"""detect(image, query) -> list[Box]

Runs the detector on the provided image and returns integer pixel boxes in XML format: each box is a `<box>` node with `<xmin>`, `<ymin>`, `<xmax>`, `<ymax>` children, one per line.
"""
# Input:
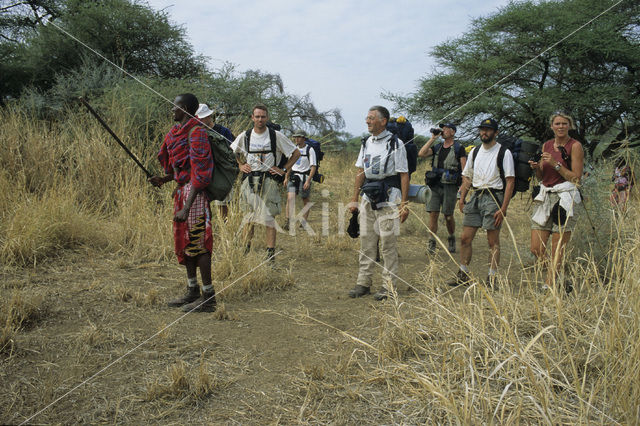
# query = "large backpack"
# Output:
<box><xmin>305</xmin><ymin>138</ymin><xmax>325</xmax><ymax>183</ymax></box>
<box><xmin>188</xmin><ymin>126</ymin><xmax>239</xmax><ymax>201</ymax></box>
<box><xmin>471</xmin><ymin>135</ymin><xmax>540</xmax><ymax>195</ymax></box>
<box><xmin>386</xmin><ymin>118</ymin><xmax>417</xmax><ymax>176</ymax></box>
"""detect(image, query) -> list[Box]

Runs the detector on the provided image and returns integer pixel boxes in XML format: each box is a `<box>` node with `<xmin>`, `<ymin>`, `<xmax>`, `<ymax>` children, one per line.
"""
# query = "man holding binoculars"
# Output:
<box><xmin>418</xmin><ymin>123</ymin><xmax>467</xmax><ymax>254</ymax></box>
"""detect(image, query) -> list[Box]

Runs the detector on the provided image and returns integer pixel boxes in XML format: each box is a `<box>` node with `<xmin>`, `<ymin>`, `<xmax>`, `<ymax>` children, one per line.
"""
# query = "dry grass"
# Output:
<box><xmin>1</xmin><ymin>104</ymin><xmax>640</xmax><ymax>423</ymax></box>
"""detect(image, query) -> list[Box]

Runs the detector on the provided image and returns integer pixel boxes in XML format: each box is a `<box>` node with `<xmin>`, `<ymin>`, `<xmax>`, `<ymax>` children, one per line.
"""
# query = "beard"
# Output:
<box><xmin>480</xmin><ymin>133</ymin><xmax>494</xmax><ymax>144</ymax></box>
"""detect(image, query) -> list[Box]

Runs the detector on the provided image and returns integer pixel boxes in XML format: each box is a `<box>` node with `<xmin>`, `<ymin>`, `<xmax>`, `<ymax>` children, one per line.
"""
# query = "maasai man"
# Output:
<box><xmin>149</xmin><ymin>93</ymin><xmax>216</xmax><ymax>312</ymax></box>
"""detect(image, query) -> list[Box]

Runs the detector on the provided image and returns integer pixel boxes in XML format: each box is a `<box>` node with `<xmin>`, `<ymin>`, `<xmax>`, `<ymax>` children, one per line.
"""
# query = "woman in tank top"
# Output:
<box><xmin>528</xmin><ymin>112</ymin><xmax>584</xmax><ymax>292</ymax></box>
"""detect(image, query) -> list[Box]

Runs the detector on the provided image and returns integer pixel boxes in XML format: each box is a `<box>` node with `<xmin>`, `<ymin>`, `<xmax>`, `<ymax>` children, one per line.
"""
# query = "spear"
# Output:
<box><xmin>78</xmin><ymin>97</ymin><xmax>152</xmax><ymax>178</ymax></box>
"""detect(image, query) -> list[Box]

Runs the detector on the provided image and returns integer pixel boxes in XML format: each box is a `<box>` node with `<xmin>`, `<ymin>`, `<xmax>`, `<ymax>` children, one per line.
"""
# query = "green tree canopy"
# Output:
<box><xmin>388</xmin><ymin>0</ymin><xmax>639</xmax><ymax>151</ymax></box>
<box><xmin>1</xmin><ymin>0</ymin><xmax>205</xmax><ymax>100</ymax></box>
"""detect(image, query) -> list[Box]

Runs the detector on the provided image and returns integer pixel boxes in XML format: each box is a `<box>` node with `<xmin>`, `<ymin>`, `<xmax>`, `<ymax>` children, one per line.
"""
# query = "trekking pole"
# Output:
<box><xmin>78</xmin><ymin>97</ymin><xmax>152</xmax><ymax>178</ymax></box>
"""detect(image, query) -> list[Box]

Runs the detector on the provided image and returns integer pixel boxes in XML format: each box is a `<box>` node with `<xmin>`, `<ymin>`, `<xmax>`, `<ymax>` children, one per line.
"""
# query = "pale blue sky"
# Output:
<box><xmin>147</xmin><ymin>0</ymin><xmax>513</xmax><ymax>135</ymax></box>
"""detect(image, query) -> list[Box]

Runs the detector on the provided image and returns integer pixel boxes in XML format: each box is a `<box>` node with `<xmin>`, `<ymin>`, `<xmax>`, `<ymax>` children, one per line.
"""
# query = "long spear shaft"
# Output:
<box><xmin>79</xmin><ymin>97</ymin><xmax>152</xmax><ymax>178</ymax></box>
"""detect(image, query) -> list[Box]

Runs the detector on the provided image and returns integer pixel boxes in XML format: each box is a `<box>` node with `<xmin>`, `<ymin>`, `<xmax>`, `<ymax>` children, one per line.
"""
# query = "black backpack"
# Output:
<box><xmin>471</xmin><ymin>136</ymin><xmax>540</xmax><ymax>195</ymax></box>
<box><xmin>305</xmin><ymin>138</ymin><xmax>325</xmax><ymax>183</ymax></box>
<box><xmin>386</xmin><ymin>120</ymin><xmax>417</xmax><ymax>176</ymax></box>
<box><xmin>244</xmin><ymin>127</ymin><xmax>288</xmax><ymax>170</ymax></box>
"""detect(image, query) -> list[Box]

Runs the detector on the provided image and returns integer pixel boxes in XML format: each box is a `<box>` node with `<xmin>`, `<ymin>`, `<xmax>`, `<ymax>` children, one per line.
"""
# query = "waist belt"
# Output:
<box><xmin>365</xmin><ymin>174</ymin><xmax>401</xmax><ymax>188</ymax></box>
<box><xmin>473</xmin><ymin>187</ymin><xmax>504</xmax><ymax>197</ymax></box>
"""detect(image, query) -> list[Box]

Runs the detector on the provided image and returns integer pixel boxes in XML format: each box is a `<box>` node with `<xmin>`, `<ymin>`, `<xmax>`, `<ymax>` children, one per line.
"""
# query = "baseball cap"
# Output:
<box><xmin>439</xmin><ymin>122</ymin><xmax>457</xmax><ymax>132</ymax></box>
<box><xmin>292</xmin><ymin>130</ymin><xmax>306</xmax><ymax>138</ymax></box>
<box><xmin>196</xmin><ymin>103</ymin><xmax>213</xmax><ymax>119</ymax></box>
<box><xmin>478</xmin><ymin>118</ymin><xmax>498</xmax><ymax>130</ymax></box>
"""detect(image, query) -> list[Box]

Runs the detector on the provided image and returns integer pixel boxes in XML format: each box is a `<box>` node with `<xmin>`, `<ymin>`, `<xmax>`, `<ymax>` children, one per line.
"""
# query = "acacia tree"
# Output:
<box><xmin>1</xmin><ymin>0</ymin><xmax>205</xmax><ymax>100</ymax></box>
<box><xmin>388</xmin><ymin>0</ymin><xmax>639</xmax><ymax>150</ymax></box>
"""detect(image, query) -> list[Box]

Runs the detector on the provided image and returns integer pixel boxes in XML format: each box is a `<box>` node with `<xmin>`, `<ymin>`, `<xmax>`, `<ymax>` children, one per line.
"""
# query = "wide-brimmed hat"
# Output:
<box><xmin>196</xmin><ymin>103</ymin><xmax>213</xmax><ymax>119</ymax></box>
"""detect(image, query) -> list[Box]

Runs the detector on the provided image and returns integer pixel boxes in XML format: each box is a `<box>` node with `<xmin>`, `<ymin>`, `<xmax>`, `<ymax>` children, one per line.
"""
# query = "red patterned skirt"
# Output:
<box><xmin>173</xmin><ymin>183</ymin><xmax>213</xmax><ymax>264</ymax></box>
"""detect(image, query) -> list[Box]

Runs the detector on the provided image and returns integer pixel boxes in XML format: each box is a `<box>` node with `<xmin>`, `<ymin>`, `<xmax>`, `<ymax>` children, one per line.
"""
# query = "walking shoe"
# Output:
<box><xmin>486</xmin><ymin>275</ymin><xmax>498</xmax><ymax>290</ymax></box>
<box><xmin>447</xmin><ymin>235</ymin><xmax>456</xmax><ymax>253</ymax></box>
<box><xmin>167</xmin><ymin>286</ymin><xmax>200</xmax><ymax>307</ymax></box>
<box><xmin>446</xmin><ymin>269</ymin><xmax>471</xmax><ymax>287</ymax></box>
<box><xmin>427</xmin><ymin>239</ymin><xmax>436</xmax><ymax>255</ymax></box>
<box><xmin>182</xmin><ymin>291</ymin><xmax>217</xmax><ymax>312</ymax></box>
<box><xmin>283</xmin><ymin>220</ymin><xmax>290</xmax><ymax>231</ymax></box>
<box><xmin>266</xmin><ymin>248</ymin><xmax>276</xmax><ymax>266</ymax></box>
<box><xmin>348</xmin><ymin>285</ymin><xmax>371</xmax><ymax>298</ymax></box>
<box><xmin>373</xmin><ymin>287</ymin><xmax>394</xmax><ymax>301</ymax></box>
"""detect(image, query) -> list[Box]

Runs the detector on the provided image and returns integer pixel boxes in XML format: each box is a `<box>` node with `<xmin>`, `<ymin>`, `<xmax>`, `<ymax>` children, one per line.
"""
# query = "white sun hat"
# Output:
<box><xmin>196</xmin><ymin>103</ymin><xmax>213</xmax><ymax>118</ymax></box>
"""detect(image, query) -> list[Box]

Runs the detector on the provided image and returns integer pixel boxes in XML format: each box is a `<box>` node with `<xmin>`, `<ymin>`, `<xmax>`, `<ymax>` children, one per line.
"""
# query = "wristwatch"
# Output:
<box><xmin>554</xmin><ymin>163</ymin><xmax>561</xmax><ymax>171</ymax></box>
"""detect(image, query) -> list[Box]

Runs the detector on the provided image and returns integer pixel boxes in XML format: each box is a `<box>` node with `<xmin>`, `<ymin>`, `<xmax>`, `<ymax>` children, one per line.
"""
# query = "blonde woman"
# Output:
<box><xmin>528</xmin><ymin>112</ymin><xmax>584</xmax><ymax>292</ymax></box>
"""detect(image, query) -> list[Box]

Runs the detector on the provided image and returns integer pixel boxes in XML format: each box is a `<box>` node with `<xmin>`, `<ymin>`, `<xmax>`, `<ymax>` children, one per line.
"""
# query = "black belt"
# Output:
<box><xmin>365</xmin><ymin>174</ymin><xmax>401</xmax><ymax>189</ymax></box>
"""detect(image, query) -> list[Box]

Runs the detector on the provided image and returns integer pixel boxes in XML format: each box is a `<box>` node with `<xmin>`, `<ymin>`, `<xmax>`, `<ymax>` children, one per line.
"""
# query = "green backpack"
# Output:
<box><xmin>189</xmin><ymin>126</ymin><xmax>239</xmax><ymax>201</ymax></box>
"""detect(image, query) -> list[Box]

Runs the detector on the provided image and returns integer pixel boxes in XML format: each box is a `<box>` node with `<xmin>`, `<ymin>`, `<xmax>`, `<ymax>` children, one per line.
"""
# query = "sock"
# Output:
<box><xmin>460</xmin><ymin>264</ymin><xmax>470</xmax><ymax>273</ymax></box>
<box><xmin>488</xmin><ymin>268</ymin><xmax>498</xmax><ymax>276</ymax></box>
<box><xmin>202</xmin><ymin>284</ymin><xmax>214</xmax><ymax>294</ymax></box>
<box><xmin>448</xmin><ymin>234</ymin><xmax>455</xmax><ymax>239</ymax></box>
<box><xmin>187</xmin><ymin>277</ymin><xmax>198</xmax><ymax>288</ymax></box>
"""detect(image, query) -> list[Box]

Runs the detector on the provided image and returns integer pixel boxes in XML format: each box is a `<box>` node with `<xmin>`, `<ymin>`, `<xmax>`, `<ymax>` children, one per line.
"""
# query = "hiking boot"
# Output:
<box><xmin>348</xmin><ymin>285</ymin><xmax>371</xmax><ymax>298</ymax></box>
<box><xmin>373</xmin><ymin>287</ymin><xmax>394</xmax><ymax>301</ymax></box>
<box><xmin>447</xmin><ymin>235</ymin><xmax>456</xmax><ymax>253</ymax></box>
<box><xmin>446</xmin><ymin>269</ymin><xmax>471</xmax><ymax>287</ymax></box>
<box><xmin>167</xmin><ymin>285</ymin><xmax>200</xmax><ymax>307</ymax></box>
<box><xmin>427</xmin><ymin>239</ymin><xmax>436</xmax><ymax>255</ymax></box>
<box><xmin>486</xmin><ymin>275</ymin><xmax>498</xmax><ymax>290</ymax></box>
<box><xmin>182</xmin><ymin>290</ymin><xmax>217</xmax><ymax>313</ymax></box>
<box><xmin>266</xmin><ymin>248</ymin><xmax>276</xmax><ymax>266</ymax></box>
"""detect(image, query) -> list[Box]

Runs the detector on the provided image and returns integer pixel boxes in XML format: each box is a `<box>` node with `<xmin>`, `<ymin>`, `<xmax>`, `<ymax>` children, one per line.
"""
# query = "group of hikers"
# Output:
<box><xmin>149</xmin><ymin>93</ymin><xmax>628</xmax><ymax>313</ymax></box>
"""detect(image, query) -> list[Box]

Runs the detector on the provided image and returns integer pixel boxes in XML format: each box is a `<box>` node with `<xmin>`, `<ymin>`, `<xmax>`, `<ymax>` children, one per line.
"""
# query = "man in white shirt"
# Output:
<box><xmin>348</xmin><ymin>106</ymin><xmax>410</xmax><ymax>301</ymax></box>
<box><xmin>283</xmin><ymin>130</ymin><xmax>317</xmax><ymax>232</ymax></box>
<box><xmin>448</xmin><ymin>118</ymin><xmax>515</xmax><ymax>289</ymax></box>
<box><xmin>230</xmin><ymin>104</ymin><xmax>300</xmax><ymax>262</ymax></box>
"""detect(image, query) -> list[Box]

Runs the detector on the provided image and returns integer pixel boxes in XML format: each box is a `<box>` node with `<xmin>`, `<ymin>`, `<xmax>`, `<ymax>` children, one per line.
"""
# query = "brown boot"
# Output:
<box><xmin>182</xmin><ymin>290</ymin><xmax>217</xmax><ymax>313</ymax></box>
<box><xmin>167</xmin><ymin>285</ymin><xmax>200</xmax><ymax>307</ymax></box>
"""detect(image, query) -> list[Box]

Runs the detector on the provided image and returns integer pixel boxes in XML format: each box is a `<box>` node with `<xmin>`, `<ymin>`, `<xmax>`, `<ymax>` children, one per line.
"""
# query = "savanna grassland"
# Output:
<box><xmin>1</xmin><ymin>104</ymin><xmax>639</xmax><ymax>424</ymax></box>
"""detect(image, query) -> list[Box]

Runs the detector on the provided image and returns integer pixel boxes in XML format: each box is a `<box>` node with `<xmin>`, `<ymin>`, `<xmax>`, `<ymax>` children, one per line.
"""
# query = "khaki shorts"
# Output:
<box><xmin>531</xmin><ymin>193</ymin><xmax>579</xmax><ymax>233</ymax></box>
<box><xmin>287</xmin><ymin>174</ymin><xmax>312</xmax><ymax>199</ymax></box>
<box><xmin>239</xmin><ymin>175</ymin><xmax>282</xmax><ymax>219</ymax></box>
<box><xmin>462</xmin><ymin>190</ymin><xmax>504</xmax><ymax>230</ymax></box>
<box><xmin>426</xmin><ymin>183</ymin><xmax>458</xmax><ymax>216</ymax></box>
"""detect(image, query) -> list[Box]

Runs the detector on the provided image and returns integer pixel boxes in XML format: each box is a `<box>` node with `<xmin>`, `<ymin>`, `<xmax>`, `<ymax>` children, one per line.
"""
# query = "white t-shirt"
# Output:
<box><xmin>356</xmin><ymin>130</ymin><xmax>408</xmax><ymax>204</ymax></box>
<box><xmin>230</xmin><ymin>129</ymin><xmax>296</xmax><ymax>172</ymax></box>
<box><xmin>462</xmin><ymin>142</ymin><xmax>515</xmax><ymax>190</ymax></box>
<box><xmin>291</xmin><ymin>144</ymin><xmax>317</xmax><ymax>175</ymax></box>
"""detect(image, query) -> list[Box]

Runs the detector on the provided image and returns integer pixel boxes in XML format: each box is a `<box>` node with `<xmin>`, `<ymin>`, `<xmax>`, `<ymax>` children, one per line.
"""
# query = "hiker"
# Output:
<box><xmin>610</xmin><ymin>157</ymin><xmax>634</xmax><ymax>210</ymax></box>
<box><xmin>283</xmin><ymin>130</ymin><xmax>317</xmax><ymax>231</ymax></box>
<box><xmin>149</xmin><ymin>93</ymin><xmax>217</xmax><ymax>312</ymax></box>
<box><xmin>196</xmin><ymin>103</ymin><xmax>235</xmax><ymax>220</ymax></box>
<box><xmin>529</xmin><ymin>112</ymin><xmax>584</xmax><ymax>291</ymax></box>
<box><xmin>447</xmin><ymin>118</ymin><xmax>515</xmax><ymax>289</ymax></box>
<box><xmin>230</xmin><ymin>104</ymin><xmax>300</xmax><ymax>262</ymax></box>
<box><xmin>418</xmin><ymin>122</ymin><xmax>467</xmax><ymax>254</ymax></box>
<box><xmin>348</xmin><ymin>105</ymin><xmax>410</xmax><ymax>301</ymax></box>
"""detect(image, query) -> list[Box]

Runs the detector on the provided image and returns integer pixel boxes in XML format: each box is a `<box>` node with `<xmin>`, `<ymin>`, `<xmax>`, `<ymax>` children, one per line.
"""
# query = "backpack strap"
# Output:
<box><xmin>269</xmin><ymin>127</ymin><xmax>277</xmax><ymax>156</ymax></box>
<box><xmin>496</xmin><ymin>144</ymin><xmax>507</xmax><ymax>190</ymax></box>
<box><xmin>431</xmin><ymin>142</ymin><xmax>442</xmax><ymax>169</ymax></box>
<box><xmin>384</xmin><ymin>134</ymin><xmax>397</xmax><ymax>174</ymax></box>
<box><xmin>244</xmin><ymin>128</ymin><xmax>277</xmax><ymax>159</ymax></box>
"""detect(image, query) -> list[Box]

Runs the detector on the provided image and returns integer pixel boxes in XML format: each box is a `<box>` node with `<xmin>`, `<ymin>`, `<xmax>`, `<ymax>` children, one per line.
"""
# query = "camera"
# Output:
<box><xmin>531</xmin><ymin>152</ymin><xmax>542</xmax><ymax>163</ymax></box>
<box><xmin>430</xmin><ymin>128</ymin><xmax>442</xmax><ymax>135</ymax></box>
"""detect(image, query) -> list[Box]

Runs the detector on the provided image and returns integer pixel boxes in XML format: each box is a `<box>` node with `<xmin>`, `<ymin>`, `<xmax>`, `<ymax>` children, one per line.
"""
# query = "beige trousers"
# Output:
<box><xmin>356</xmin><ymin>200</ymin><xmax>400</xmax><ymax>290</ymax></box>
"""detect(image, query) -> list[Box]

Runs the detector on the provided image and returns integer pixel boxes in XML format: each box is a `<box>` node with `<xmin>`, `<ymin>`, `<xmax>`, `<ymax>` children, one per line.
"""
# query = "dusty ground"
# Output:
<box><xmin>0</xmin><ymin>193</ymin><xmax>535</xmax><ymax>424</ymax></box>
